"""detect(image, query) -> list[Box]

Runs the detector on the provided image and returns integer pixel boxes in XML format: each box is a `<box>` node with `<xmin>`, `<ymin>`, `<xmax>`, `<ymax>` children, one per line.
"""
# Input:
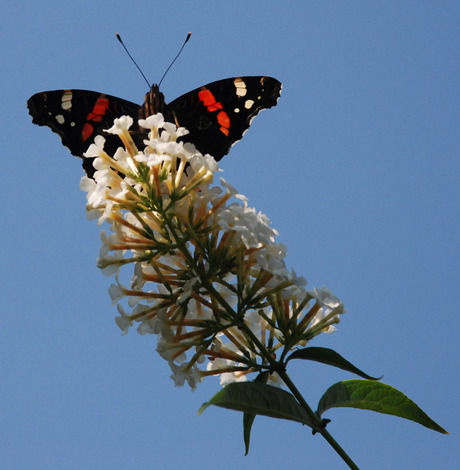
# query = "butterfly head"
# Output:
<box><xmin>141</xmin><ymin>84</ymin><xmax>167</xmax><ymax>120</ymax></box>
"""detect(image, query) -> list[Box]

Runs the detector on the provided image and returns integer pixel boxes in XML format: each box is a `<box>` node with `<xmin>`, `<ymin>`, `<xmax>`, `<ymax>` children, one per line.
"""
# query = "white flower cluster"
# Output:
<box><xmin>81</xmin><ymin>114</ymin><xmax>345</xmax><ymax>389</ymax></box>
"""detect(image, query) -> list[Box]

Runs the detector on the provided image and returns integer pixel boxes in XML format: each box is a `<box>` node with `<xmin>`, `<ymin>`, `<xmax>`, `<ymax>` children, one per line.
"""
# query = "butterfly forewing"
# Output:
<box><xmin>167</xmin><ymin>76</ymin><xmax>282</xmax><ymax>159</ymax></box>
<box><xmin>28</xmin><ymin>90</ymin><xmax>141</xmax><ymax>152</ymax></box>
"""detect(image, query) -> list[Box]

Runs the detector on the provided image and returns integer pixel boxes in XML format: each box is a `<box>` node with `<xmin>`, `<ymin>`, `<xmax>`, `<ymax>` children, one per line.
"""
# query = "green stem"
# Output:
<box><xmin>164</xmin><ymin>217</ymin><xmax>238</xmax><ymax>321</ymax></box>
<box><xmin>162</xmin><ymin>211</ymin><xmax>359</xmax><ymax>468</ymax></box>
<box><xmin>277</xmin><ymin>369</ymin><xmax>359</xmax><ymax>470</ymax></box>
<box><xmin>239</xmin><ymin>323</ymin><xmax>359</xmax><ymax>470</ymax></box>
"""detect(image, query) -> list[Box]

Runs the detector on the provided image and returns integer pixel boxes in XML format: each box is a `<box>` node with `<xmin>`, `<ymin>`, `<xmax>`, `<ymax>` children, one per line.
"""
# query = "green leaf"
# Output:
<box><xmin>199</xmin><ymin>382</ymin><xmax>315</xmax><ymax>428</ymax></box>
<box><xmin>243</xmin><ymin>411</ymin><xmax>256</xmax><ymax>455</ymax></box>
<box><xmin>243</xmin><ymin>372</ymin><xmax>269</xmax><ymax>455</ymax></box>
<box><xmin>287</xmin><ymin>347</ymin><xmax>381</xmax><ymax>380</ymax></box>
<box><xmin>317</xmin><ymin>379</ymin><xmax>448</xmax><ymax>434</ymax></box>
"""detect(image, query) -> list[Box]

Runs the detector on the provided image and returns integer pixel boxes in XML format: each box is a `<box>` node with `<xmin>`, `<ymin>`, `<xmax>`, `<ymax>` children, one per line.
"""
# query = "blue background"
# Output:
<box><xmin>2</xmin><ymin>1</ymin><xmax>458</xmax><ymax>468</ymax></box>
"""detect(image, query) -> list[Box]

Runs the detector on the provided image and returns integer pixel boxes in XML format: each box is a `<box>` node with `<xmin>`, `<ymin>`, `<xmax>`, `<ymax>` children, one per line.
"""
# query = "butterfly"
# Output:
<box><xmin>28</xmin><ymin>76</ymin><xmax>282</xmax><ymax>177</ymax></box>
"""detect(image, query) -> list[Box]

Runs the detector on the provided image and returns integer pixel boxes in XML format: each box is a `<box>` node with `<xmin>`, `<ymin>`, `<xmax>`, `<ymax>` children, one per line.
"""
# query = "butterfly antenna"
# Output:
<box><xmin>116</xmin><ymin>33</ymin><xmax>151</xmax><ymax>88</ymax></box>
<box><xmin>158</xmin><ymin>32</ymin><xmax>192</xmax><ymax>88</ymax></box>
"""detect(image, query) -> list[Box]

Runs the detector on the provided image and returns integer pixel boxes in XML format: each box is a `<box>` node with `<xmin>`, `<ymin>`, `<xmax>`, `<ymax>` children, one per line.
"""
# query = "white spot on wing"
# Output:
<box><xmin>61</xmin><ymin>90</ymin><xmax>73</xmax><ymax>110</ymax></box>
<box><xmin>226</xmin><ymin>77</ymin><xmax>282</xmax><ymax>152</ymax></box>
<box><xmin>244</xmin><ymin>99</ymin><xmax>254</xmax><ymax>109</ymax></box>
<box><xmin>55</xmin><ymin>114</ymin><xmax>65</xmax><ymax>124</ymax></box>
<box><xmin>234</xmin><ymin>78</ymin><xmax>247</xmax><ymax>97</ymax></box>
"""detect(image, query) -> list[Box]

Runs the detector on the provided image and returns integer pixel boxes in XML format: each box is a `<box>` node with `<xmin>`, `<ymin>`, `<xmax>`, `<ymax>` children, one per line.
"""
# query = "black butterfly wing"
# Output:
<box><xmin>28</xmin><ymin>76</ymin><xmax>282</xmax><ymax>176</ymax></box>
<box><xmin>27</xmin><ymin>89</ymin><xmax>142</xmax><ymax>176</ymax></box>
<box><xmin>166</xmin><ymin>76</ymin><xmax>282</xmax><ymax>160</ymax></box>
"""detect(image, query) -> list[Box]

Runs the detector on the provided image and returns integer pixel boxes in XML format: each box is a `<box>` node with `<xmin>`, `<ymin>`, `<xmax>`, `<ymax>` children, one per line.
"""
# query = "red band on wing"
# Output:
<box><xmin>82</xmin><ymin>98</ymin><xmax>110</xmax><ymax>141</ymax></box>
<box><xmin>198</xmin><ymin>89</ymin><xmax>223</xmax><ymax>110</ymax></box>
<box><xmin>86</xmin><ymin>98</ymin><xmax>110</xmax><ymax>122</ymax></box>
<box><xmin>82</xmin><ymin>123</ymin><xmax>94</xmax><ymax>142</ymax></box>
<box><xmin>217</xmin><ymin>111</ymin><xmax>230</xmax><ymax>136</ymax></box>
<box><xmin>198</xmin><ymin>89</ymin><xmax>231</xmax><ymax>136</ymax></box>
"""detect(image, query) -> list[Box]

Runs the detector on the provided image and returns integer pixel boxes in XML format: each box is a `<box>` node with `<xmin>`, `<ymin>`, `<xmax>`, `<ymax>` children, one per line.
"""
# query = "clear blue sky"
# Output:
<box><xmin>2</xmin><ymin>2</ymin><xmax>458</xmax><ymax>468</ymax></box>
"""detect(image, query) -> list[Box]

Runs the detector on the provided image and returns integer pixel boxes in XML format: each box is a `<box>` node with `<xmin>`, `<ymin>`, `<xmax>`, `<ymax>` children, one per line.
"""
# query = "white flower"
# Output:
<box><xmin>105</xmin><ymin>115</ymin><xmax>134</xmax><ymax>135</ymax></box>
<box><xmin>135</xmin><ymin>150</ymin><xmax>171</xmax><ymax>167</ymax></box>
<box><xmin>217</xmin><ymin>202</ymin><xmax>277</xmax><ymax>249</ymax></box>
<box><xmin>84</xmin><ymin>135</ymin><xmax>106</xmax><ymax>159</ymax></box>
<box><xmin>310</xmin><ymin>286</ymin><xmax>345</xmax><ymax>314</ymax></box>
<box><xmin>206</xmin><ymin>343</ymin><xmax>248</xmax><ymax>387</ymax></box>
<box><xmin>169</xmin><ymin>362</ymin><xmax>202</xmax><ymax>389</ymax></box>
<box><xmin>138</xmin><ymin>114</ymin><xmax>165</xmax><ymax>130</ymax></box>
<box><xmin>108</xmin><ymin>281</ymin><xmax>125</xmax><ymax>304</ymax></box>
<box><xmin>80</xmin><ymin>175</ymin><xmax>95</xmax><ymax>193</ymax></box>
<box><xmin>311</xmin><ymin>307</ymin><xmax>339</xmax><ymax>334</ymax></box>
<box><xmin>115</xmin><ymin>304</ymin><xmax>132</xmax><ymax>335</ymax></box>
<box><xmin>220</xmin><ymin>177</ymin><xmax>247</xmax><ymax>202</ymax></box>
<box><xmin>81</xmin><ymin>113</ymin><xmax>345</xmax><ymax>390</ymax></box>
